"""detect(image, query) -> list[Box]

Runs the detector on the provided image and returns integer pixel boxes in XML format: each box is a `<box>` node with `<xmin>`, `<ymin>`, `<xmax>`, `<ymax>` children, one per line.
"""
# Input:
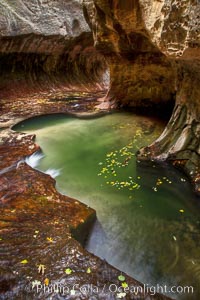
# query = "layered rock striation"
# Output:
<box><xmin>0</xmin><ymin>0</ymin><xmax>108</xmax><ymax>98</ymax></box>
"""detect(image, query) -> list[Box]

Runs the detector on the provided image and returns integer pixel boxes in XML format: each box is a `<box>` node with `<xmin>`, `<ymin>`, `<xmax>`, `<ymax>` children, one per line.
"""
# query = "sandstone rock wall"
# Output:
<box><xmin>83</xmin><ymin>0</ymin><xmax>176</xmax><ymax>109</ymax></box>
<box><xmin>83</xmin><ymin>0</ymin><xmax>200</xmax><ymax>193</ymax></box>
<box><xmin>138</xmin><ymin>0</ymin><xmax>200</xmax><ymax>193</ymax></box>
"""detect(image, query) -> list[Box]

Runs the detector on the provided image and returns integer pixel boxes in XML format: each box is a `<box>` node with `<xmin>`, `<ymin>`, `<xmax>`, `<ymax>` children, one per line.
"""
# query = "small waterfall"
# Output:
<box><xmin>26</xmin><ymin>152</ymin><xmax>60</xmax><ymax>179</ymax></box>
<box><xmin>25</xmin><ymin>151</ymin><xmax>44</xmax><ymax>168</ymax></box>
<box><xmin>45</xmin><ymin>168</ymin><xmax>61</xmax><ymax>178</ymax></box>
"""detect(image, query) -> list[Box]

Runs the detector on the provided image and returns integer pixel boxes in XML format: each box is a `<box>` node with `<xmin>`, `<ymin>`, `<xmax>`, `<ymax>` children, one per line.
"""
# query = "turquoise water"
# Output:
<box><xmin>14</xmin><ymin>113</ymin><xmax>200</xmax><ymax>299</ymax></box>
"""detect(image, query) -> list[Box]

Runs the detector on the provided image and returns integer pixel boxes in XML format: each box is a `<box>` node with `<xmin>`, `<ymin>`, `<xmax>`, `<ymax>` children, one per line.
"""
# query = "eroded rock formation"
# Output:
<box><xmin>0</xmin><ymin>0</ymin><xmax>199</xmax><ymax>298</ymax></box>
<box><xmin>138</xmin><ymin>0</ymin><xmax>200</xmax><ymax>194</ymax></box>
<box><xmin>83</xmin><ymin>0</ymin><xmax>200</xmax><ymax>193</ymax></box>
<box><xmin>83</xmin><ymin>0</ymin><xmax>176</xmax><ymax>109</ymax></box>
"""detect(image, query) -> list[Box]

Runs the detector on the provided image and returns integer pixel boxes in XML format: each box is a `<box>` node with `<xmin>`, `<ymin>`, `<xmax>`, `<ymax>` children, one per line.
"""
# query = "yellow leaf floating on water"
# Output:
<box><xmin>102</xmin><ymin>167</ymin><xmax>108</xmax><ymax>174</ymax></box>
<box><xmin>181</xmin><ymin>178</ymin><xmax>186</xmax><ymax>182</ymax></box>
<box><xmin>98</xmin><ymin>138</ymin><xmax>143</xmax><ymax>192</ymax></box>
<box><xmin>21</xmin><ymin>259</ymin><xmax>28</xmax><ymax>264</ymax></box>
<box><xmin>156</xmin><ymin>179</ymin><xmax>163</xmax><ymax>186</ymax></box>
<box><xmin>106</xmin><ymin>152</ymin><xmax>113</xmax><ymax>157</ymax></box>
<box><xmin>179</xmin><ymin>209</ymin><xmax>184</xmax><ymax>213</ymax></box>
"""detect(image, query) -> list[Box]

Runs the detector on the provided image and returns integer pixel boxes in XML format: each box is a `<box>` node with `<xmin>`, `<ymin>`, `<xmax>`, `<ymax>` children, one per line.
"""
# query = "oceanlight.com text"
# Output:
<box><xmin>27</xmin><ymin>282</ymin><xmax>194</xmax><ymax>297</ymax></box>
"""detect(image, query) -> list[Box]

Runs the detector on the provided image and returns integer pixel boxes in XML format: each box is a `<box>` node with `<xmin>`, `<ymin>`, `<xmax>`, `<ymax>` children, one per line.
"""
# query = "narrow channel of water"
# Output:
<box><xmin>14</xmin><ymin>112</ymin><xmax>200</xmax><ymax>299</ymax></box>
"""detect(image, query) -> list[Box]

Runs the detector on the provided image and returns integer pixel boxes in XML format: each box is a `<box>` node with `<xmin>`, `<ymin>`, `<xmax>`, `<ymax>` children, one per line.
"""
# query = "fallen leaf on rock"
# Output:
<box><xmin>44</xmin><ymin>278</ymin><xmax>49</xmax><ymax>286</ymax></box>
<box><xmin>20</xmin><ymin>259</ymin><xmax>28</xmax><ymax>264</ymax></box>
<box><xmin>65</xmin><ymin>268</ymin><xmax>72</xmax><ymax>275</ymax></box>
<box><xmin>122</xmin><ymin>282</ymin><xmax>128</xmax><ymax>288</ymax></box>
<box><xmin>46</xmin><ymin>237</ymin><xmax>54</xmax><ymax>243</ymax></box>
<box><xmin>86</xmin><ymin>267</ymin><xmax>91</xmax><ymax>274</ymax></box>
<box><xmin>118</xmin><ymin>274</ymin><xmax>126</xmax><ymax>282</ymax></box>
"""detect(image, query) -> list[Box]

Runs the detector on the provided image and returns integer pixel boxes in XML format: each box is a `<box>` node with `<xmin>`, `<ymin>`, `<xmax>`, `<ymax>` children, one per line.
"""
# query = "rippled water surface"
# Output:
<box><xmin>14</xmin><ymin>112</ymin><xmax>200</xmax><ymax>299</ymax></box>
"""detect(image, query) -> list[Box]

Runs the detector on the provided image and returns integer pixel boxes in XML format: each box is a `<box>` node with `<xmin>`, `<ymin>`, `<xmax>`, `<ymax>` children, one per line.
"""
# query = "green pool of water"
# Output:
<box><xmin>14</xmin><ymin>112</ymin><xmax>200</xmax><ymax>299</ymax></box>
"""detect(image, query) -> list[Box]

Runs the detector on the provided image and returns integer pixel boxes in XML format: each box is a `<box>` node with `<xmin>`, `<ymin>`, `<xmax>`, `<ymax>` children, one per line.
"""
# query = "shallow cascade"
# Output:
<box><xmin>14</xmin><ymin>112</ymin><xmax>200</xmax><ymax>300</ymax></box>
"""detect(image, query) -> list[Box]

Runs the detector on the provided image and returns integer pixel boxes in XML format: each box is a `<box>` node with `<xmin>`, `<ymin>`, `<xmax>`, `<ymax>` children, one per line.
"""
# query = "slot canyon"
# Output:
<box><xmin>0</xmin><ymin>1</ymin><xmax>200</xmax><ymax>299</ymax></box>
